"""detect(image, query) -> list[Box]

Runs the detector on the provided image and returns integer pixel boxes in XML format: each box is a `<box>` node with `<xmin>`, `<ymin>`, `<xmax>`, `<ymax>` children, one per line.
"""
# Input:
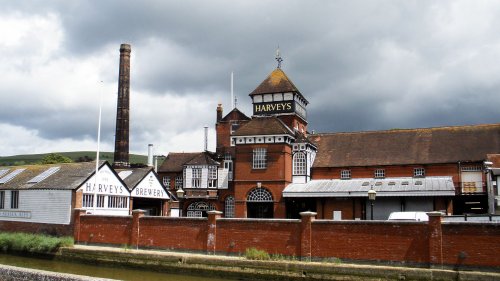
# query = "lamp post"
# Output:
<box><xmin>176</xmin><ymin>188</ymin><xmax>185</xmax><ymax>217</ymax></box>
<box><xmin>368</xmin><ymin>186</ymin><xmax>377</xmax><ymax>220</ymax></box>
<box><xmin>484</xmin><ymin>161</ymin><xmax>494</xmax><ymax>215</ymax></box>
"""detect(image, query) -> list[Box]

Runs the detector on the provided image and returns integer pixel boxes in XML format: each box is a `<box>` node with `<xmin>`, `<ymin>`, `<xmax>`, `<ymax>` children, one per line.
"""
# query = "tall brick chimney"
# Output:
<box><xmin>113</xmin><ymin>43</ymin><xmax>131</xmax><ymax>168</ymax></box>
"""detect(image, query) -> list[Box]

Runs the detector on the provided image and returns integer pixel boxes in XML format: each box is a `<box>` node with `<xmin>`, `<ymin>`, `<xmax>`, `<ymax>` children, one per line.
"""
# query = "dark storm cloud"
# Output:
<box><xmin>1</xmin><ymin>1</ymin><xmax>500</xmax><ymax>155</ymax></box>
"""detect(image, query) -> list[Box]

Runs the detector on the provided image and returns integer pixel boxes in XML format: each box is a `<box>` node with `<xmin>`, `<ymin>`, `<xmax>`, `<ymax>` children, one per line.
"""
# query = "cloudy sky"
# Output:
<box><xmin>1</xmin><ymin>1</ymin><xmax>500</xmax><ymax>157</ymax></box>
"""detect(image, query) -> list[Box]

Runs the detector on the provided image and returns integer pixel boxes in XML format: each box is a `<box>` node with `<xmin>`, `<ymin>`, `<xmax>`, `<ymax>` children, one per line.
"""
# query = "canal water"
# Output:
<box><xmin>0</xmin><ymin>254</ymin><xmax>238</xmax><ymax>281</ymax></box>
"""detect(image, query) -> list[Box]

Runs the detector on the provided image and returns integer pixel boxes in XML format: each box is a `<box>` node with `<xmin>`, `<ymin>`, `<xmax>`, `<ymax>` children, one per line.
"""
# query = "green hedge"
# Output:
<box><xmin>0</xmin><ymin>232</ymin><xmax>73</xmax><ymax>254</ymax></box>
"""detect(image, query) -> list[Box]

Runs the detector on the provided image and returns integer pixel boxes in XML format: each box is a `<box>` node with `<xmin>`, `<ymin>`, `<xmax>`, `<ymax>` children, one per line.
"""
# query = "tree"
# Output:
<box><xmin>40</xmin><ymin>153</ymin><xmax>73</xmax><ymax>164</ymax></box>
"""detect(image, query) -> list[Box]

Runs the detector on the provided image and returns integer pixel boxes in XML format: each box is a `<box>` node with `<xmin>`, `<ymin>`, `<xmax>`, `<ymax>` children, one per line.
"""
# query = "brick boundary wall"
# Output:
<box><xmin>0</xmin><ymin>220</ymin><xmax>73</xmax><ymax>237</ymax></box>
<box><xmin>73</xmin><ymin>209</ymin><xmax>500</xmax><ymax>269</ymax></box>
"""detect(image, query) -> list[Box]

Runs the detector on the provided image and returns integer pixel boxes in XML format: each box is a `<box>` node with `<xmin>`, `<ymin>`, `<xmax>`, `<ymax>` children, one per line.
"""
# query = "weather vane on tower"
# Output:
<box><xmin>275</xmin><ymin>46</ymin><xmax>283</xmax><ymax>69</ymax></box>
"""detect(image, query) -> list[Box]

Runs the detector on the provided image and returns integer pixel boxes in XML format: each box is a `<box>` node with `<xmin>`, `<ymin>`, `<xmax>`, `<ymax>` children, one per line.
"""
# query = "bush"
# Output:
<box><xmin>245</xmin><ymin>247</ymin><xmax>270</xmax><ymax>260</ymax></box>
<box><xmin>0</xmin><ymin>232</ymin><xmax>73</xmax><ymax>254</ymax></box>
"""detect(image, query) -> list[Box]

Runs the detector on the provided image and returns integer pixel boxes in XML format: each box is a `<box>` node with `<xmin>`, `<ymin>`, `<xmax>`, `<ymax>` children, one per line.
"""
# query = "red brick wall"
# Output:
<box><xmin>73</xmin><ymin>210</ymin><xmax>500</xmax><ymax>269</ymax></box>
<box><xmin>312</xmin><ymin>164</ymin><xmax>459</xmax><ymax>183</ymax></box>
<box><xmin>0</xmin><ymin>221</ymin><xmax>73</xmax><ymax>236</ymax></box>
<box><xmin>311</xmin><ymin>221</ymin><xmax>429</xmax><ymax>263</ymax></box>
<box><xmin>216</xmin><ymin>219</ymin><xmax>300</xmax><ymax>256</ymax></box>
<box><xmin>77</xmin><ymin>215</ymin><xmax>131</xmax><ymax>245</ymax></box>
<box><xmin>441</xmin><ymin>223</ymin><xmax>500</xmax><ymax>267</ymax></box>
<box><xmin>137</xmin><ymin>217</ymin><xmax>207</xmax><ymax>251</ymax></box>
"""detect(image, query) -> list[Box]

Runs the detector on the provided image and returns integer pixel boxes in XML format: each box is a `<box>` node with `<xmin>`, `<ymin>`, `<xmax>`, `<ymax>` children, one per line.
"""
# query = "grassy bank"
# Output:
<box><xmin>0</xmin><ymin>232</ymin><xmax>73</xmax><ymax>254</ymax></box>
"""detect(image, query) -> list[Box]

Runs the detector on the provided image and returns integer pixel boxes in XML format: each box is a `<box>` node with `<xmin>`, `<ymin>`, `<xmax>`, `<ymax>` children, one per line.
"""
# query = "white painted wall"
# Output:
<box><xmin>0</xmin><ymin>190</ymin><xmax>72</xmax><ymax>224</ymax></box>
<box><xmin>131</xmin><ymin>171</ymin><xmax>169</xmax><ymax>199</ymax></box>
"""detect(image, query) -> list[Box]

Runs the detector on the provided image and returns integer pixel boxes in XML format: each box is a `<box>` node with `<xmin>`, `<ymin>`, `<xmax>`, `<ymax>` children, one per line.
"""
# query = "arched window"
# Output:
<box><xmin>293</xmin><ymin>152</ymin><xmax>306</xmax><ymax>175</ymax></box>
<box><xmin>247</xmin><ymin>188</ymin><xmax>273</xmax><ymax>202</ymax></box>
<box><xmin>225</xmin><ymin>196</ymin><xmax>235</xmax><ymax>218</ymax></box>
<box><xmin>187</xmin><ymin>201</ymin><xmax>216</xmax><ymax>217</ymax></box>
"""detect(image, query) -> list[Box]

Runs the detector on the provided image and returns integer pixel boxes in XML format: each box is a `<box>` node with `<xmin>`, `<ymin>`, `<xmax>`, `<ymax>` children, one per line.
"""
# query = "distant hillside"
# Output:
<box><xmin>0</xmin><ymin>152</ymin><xmax>148</xmax><ymax>166</ymax></box>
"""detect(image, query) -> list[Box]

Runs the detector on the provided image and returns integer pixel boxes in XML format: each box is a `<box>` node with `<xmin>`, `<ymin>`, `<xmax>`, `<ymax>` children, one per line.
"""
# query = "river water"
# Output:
<box><xmin>0</xmin><ymin>254</ymin><xmax>238</xmax><ymax>281</ymax></box>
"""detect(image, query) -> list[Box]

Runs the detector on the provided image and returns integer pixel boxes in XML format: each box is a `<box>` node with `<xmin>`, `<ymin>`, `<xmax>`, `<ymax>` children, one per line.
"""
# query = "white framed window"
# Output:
<box><xmin>341</xmin><ymin>169</ymin><xmax>351</xmax><ymax>179</ymax></box>
<box><xmin>10</xmin><ymin>190</ymin><xmax>19</xmax><ymax>209</ymax></box>
<box><xmin>414</xmin><ymin>168</ymin><xmax>425</xmax><ymax>177</ymax></box>
<box><xmin>208</xmin><ymin>166</ymin><xmax>217</xmax><ymax>188</ymax></box>
<box><xmin>293</xmin><ymin>153</ymin><xmax>306</xmax><ymax>175</ymax></box>
<box><xmin>374</xmin><ymin>169</ymin><xmax>385</xmax><ymax>178</ymax></box>
<box><xmin>253</xmin><ymin>148</ymin><xmax>267</xmax><ymax>169</ymax></box>
<box><xmin>0</xmin><ymin>191</ymin><xmax>4</xmax><ymax>209</ymax></box>
<box><xmin>175</xmin><ymin>175</ymin><xmax>183</xmax><ymax>189</ymax></box>
<box><xmin>107</xmin><ymin>196</ymin><xmax>128</xmax><ymax>209</ymax></box>
<box><xmin>163</xmin><ymin>176</ymin><xmax>170</xmax><ymax>188</ymax></box>
<box><xmin>230</xmin><ymin>123</ymin><xmax>240</xmax><ymax>134</ymax></box>
<box><xmin>225</xmin><ymin>196</ymin><xmax>235</xmax><ymax>218</ymax></box>
<box><xmin>83</xmin><ymin>194</ymin><xmax>93</xmax><ymax>208</ymax></box>
<box><xmin>461</xmin><ymin>166</ymin><xmax>482</xmax><ymax>172</ymax></box>
<box><xmin>192</xmin><ymin>168</ymin><xmax>202</xmax><ymax>188</ymax></box>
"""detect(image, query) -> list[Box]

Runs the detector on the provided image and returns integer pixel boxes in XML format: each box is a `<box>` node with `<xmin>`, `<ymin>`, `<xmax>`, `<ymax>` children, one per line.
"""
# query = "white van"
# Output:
<box><xmin>387</xmin><ymin>211</ymin><xmax>429</xmax><ymax>222</ymax></box>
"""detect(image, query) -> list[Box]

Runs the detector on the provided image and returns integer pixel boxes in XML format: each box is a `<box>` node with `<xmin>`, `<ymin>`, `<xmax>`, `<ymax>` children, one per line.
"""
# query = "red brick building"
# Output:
<box><xmin>158</xmin><ymin>65</ymin><xmax>500</xmax><ymax>219</ymax></box>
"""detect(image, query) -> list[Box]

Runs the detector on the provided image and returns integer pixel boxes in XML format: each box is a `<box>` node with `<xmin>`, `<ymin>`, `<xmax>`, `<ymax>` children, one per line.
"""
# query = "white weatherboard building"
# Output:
<box><xmin>0</xmin><ymin>160</ymin><xmax>171</xmax><ymax>235</ymax></box>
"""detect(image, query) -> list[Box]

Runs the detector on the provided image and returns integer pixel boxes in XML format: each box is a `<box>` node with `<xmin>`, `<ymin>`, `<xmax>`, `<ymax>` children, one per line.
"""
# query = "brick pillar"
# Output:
<box><xmin>300</xmin><ymin>211</ymin><xmax>316</xmax><ymax>260</ymax></box>
<box><xmin>207</xmin><ymin>211</ymin><xmax>223</xmax><ymax>254</ymax></box>
<box><xmin>73</xmin><ymin>208</ymin><xmax>86</xmax><ymax>244</ymax></box>
<box><xmin>427</xmin><ymin>211</ymin><xmax>443</xmax><ymax>268</ymax></box>
<box><xmin>130</xmin><ymin>209</ymin><xmax>146</xmax><ymax>249</ymax></box>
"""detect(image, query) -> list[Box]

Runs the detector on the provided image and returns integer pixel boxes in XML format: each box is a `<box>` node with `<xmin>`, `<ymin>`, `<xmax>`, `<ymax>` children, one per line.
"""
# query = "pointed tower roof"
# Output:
<box><xmin>249</xmin><ymin>68</ymin><xmax>305</xmax><ymax>100</ymax></box>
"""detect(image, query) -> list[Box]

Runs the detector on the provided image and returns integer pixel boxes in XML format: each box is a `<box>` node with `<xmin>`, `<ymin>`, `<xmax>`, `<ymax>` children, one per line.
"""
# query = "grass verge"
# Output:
<box><xmin>0</xmin><ymin>232</ymin><xmax>73</xmax><ymax>254</ymax></box>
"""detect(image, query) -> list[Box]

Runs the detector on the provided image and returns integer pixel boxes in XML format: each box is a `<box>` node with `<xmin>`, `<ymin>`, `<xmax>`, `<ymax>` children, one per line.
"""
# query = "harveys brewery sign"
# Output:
<box><xmin>253</xmin><ymin>101</ymin><xmax>294</xmax><ymax>115</ymax></box>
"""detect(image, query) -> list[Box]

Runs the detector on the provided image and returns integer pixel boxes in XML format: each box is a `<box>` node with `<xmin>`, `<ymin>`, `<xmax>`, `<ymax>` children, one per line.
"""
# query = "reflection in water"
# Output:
<box><xmin>0</xmin><ymin>254</ymin><xmax>236</xmax><ymax>281</ymax></box>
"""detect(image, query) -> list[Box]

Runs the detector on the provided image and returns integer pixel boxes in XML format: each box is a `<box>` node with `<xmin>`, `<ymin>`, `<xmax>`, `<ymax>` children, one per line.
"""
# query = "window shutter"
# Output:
<box><xmin>218</xmin><ymin>168</ymin><xmax>228</xmax><ymax>189</ymax></box>
<box><xmin>184</xmin><ymin>167</ymin><xmax>192</xmax><ymax>188</ymax></box>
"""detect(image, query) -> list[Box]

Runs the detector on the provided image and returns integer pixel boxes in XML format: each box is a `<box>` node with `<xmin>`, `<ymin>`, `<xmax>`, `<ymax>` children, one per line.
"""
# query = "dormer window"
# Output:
<box><xmin>230</xmin><ymin>123</ymin><xmax>240</xmax><ymax>135</ymax></box>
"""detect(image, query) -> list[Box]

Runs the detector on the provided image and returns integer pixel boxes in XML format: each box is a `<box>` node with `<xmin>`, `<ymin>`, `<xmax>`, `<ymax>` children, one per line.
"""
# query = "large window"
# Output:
<box><xmin>10</xmin><ymin>191</ymin><xmax>19</xmax><ymax>209</ymax></box>
<box><xmin>108</xmin><ymin>196</ymin><xmax>128</xmax><ymax>209</ymax></box>
<box><xmin>374</xmin><ymin>169</ymin><xmax>385</xmax><ymax>178</ymax></box>
<box><xmin>341</xmin><ymin>169</ymin><xmax>351</xmax><ymax>179</ymax></box>
<box><xmin>293</xmin><ymin>153</ymin><xmax>306</xmax><ymax>175</ymax></box>
<box><xmin>192</xmin><ymin>168</ymin><xmax>202</xmax><ymax>188</ymax></box>
<box><xmin>225</xmin><ymin>196</ymin><xmax>235</xmax><ymax>218</ymax></box>
<box><xmin>208</xmin><ymin>166</ymin><xmax>217</xmax><ymax>188</ymax></box>
<box><xmin>252</xmin><ymin>148</ymin><xmax>267</xmax><ymax>169</ymax></box>
<box><xmin>175</xmin><ymin>175</ymin><xmax>183</xmax><ymax>189</ymax></box>
<box><xmin>0</xmin><ymin>191</ymin><xmax>4</xmax><ymax>209</ymax></box>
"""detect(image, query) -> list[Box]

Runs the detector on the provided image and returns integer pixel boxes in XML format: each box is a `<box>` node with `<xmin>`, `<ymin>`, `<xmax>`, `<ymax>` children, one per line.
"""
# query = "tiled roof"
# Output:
<box><xmin>233</xmin><ymin>116</ymin><xmax>295</xmax><ymax>136</ymax></box>
<box><xmin>249</xmin><ymin>68</ymin><xmax>301</xmax><ymax>96</ymax></box>
<box><xmin>116</xmin><ymin>167</ymin><xmax>154</xmax><ymax>190</ymax></box>
<box><xmin>0</xmin><ymin>161</ymin><xmax>106</xmax><ymax>190</ymax></box>
<box><xmin>185</xmin><ymin>152</ymin><xmax>219</xmax><ymax>166</ymax></box>
<box><xmin>220</xmin><ymin>108</ymin><xmax>251</xmax><ymax>122</ymax></box>
<box><xmin>311</xmin><ymin>123</ymin><xmax>500</xmax><ymax>168</ymax></box>
<box><xmin>157</xmin><ymin>153</ymin><xmax>200</xmax><ymax>172</ymax></box>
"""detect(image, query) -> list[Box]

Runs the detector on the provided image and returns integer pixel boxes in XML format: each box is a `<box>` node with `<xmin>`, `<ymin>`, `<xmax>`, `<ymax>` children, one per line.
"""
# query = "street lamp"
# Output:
<box><xmin>484</xmin><ymin>161</ymin><xmax>494</xmax><ymax>214</ymax></box>
<box><xmin>176</xmin><ymin>188</ymin><xmax>185</xmax><ymax>217</ymax></box>
<box><xmin>368</xmin><ymin>186</ymin><xmax>377</xmax><ymax>220</ymax></box>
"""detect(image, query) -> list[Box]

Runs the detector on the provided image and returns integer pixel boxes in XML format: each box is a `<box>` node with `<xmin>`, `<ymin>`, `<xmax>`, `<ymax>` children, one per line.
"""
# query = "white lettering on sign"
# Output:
<box><xmin>0</xmin><ymin>210</ymin><xmax>31</xmax><ymax>219</ymax></box>
<box><xmin>131</xmin><ymin>171</ymin><xmax>169</xmax><ymax>199</ymax></box>
<box><xmin>85</xmin><ymin>182</ymin><xmax>125</xmax><ymax>195</ymax></box>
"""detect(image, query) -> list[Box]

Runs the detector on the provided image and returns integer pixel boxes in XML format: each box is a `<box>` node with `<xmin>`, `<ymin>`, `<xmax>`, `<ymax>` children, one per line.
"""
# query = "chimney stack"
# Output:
<box><xmin>147</xmin><ymin>144</ymin><xmax>154</xmax><ymax>167</ymax></box>
<box><xmin>216</xmin><ymin>103</ymin><xmax>223</xmax><ymax>123</ymax></box>
<box><xmin>113</xmin><ymin>43</ymin><xmax>131</xmax><ymax>168</ymax></box>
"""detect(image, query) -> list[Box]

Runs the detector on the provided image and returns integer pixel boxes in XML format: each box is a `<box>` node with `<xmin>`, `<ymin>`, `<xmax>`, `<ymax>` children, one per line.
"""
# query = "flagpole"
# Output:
<box><xmin>93</xmin><ymin>80</ymin><xmax>103</xmax><ymax>214</ymax></box>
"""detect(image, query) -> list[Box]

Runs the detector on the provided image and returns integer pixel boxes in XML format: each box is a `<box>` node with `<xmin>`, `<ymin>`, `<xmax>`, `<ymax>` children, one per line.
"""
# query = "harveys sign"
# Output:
<box><xmin>253</xmin><ymin>101</ymin><xmax>294</xmax><ymax>115</ymax></box>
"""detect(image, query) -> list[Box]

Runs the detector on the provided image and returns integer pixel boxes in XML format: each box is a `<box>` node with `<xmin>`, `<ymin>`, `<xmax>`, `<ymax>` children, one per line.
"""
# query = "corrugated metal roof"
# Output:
<box><xmin>283</xmin><ymin>177</ymin><xmax>456</xmax><ymax>197</ymax></box>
